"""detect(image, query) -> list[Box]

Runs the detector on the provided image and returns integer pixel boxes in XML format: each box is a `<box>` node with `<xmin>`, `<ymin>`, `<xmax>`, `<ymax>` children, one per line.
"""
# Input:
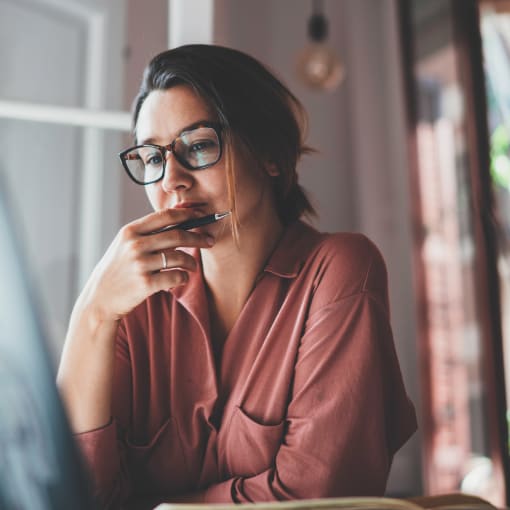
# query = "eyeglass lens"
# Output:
<box><xmin>123</xmin><ymin>126</ymin><xmax>220</xmax><ymax>184</ymax></box>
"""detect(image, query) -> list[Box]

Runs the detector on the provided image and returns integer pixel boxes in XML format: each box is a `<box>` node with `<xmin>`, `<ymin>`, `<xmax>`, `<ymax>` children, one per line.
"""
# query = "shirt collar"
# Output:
<box><xmin>170</xmin><ymin>219</ymin><xmax>323</xmax><ymax>311</ymax></box>
<box><xmin>169</xmin><ymin>249</ymin><xmax>210</xmax><ymax>330</ymax></box>
<box><xmin>262</xmin><ymin>219</ymin><xmax>322</xmax><ymax>279</ymax></box>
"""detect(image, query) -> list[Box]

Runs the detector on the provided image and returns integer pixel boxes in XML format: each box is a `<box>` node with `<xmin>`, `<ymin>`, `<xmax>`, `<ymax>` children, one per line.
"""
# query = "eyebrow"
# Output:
<box><xmin>137</xmin><ymin>119</ymin><xmax>216</xmax><ymax>146</ymax></box>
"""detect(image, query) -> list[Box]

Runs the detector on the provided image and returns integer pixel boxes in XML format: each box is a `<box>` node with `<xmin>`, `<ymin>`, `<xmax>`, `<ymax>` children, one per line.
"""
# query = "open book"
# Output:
<box><xmin>154</xmin><ymin>494</ymin><xmax>498</xmax><ymax>510</ymax></box>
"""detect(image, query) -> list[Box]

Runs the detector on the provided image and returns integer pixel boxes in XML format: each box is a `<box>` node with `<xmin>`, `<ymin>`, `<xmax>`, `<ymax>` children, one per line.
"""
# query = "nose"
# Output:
<box><xmin>160</xmin><ymin>151</ymin><xmax>193</xmax><ymax>193</ymax></box>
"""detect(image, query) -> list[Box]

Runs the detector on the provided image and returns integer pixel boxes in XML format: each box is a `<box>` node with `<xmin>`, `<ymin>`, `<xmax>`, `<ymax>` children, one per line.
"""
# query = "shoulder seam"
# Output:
<box><xmin>315</xmin><ymin>288</ymin><xmax>384</xmax><ymax>307</ymax></box>
<box><xmin>361</xmin><ymin>247</ymin><xmax>375</xmax><ymax>293</ymax></box>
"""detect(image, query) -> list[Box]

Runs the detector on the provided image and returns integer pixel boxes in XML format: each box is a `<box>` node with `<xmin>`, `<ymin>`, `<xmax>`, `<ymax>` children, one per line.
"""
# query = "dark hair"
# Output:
<box><xmin>133</xmin><ymin>44</ymin><xmax>316</xmax><ymax>226</ymax></box>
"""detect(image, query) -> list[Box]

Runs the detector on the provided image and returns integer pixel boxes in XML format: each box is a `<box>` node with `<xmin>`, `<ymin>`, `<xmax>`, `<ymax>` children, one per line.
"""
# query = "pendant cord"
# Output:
<box><xmin>309</xmin><ymin>0</ymin><xmax>327</xmax><ymax>42</ymax></box>
<box><xmin>312</xmin><ymin>0</ymin><xmax>324</xmax><ymax>15</ymax></box>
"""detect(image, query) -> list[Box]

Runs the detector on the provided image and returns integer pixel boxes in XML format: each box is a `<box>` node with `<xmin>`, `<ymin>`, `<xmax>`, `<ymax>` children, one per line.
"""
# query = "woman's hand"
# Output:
<box><xmin>58</xmin><ymin>207</ymin><xmax>214</xmax><ymax>433</ymax></box>
<box><xmin>79</xmin><ymin>208</ymin><xmax>214</xmax><ymax>322</ymax></box>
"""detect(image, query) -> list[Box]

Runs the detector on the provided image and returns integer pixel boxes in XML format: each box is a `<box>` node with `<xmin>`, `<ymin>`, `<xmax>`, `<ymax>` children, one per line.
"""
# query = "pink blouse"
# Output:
<box><xmin>76</xmin><ymin>220</ymin><xmax>417</xmax><ymax>509</ymax></box>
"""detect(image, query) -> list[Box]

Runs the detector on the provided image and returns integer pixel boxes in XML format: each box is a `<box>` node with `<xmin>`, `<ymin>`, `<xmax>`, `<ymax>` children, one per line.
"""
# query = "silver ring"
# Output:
<box><xmin>161</xmin><ymin>251</ymin><xmax>167</xmax><ymax>270</ymax></box>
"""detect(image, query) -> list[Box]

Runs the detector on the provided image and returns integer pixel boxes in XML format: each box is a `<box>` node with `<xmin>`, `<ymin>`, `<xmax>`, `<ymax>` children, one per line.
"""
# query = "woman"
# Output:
<box><xmin>57</xmin><ymin>44</ymin><xmax>417</xmax><ymax>509</ymax></box>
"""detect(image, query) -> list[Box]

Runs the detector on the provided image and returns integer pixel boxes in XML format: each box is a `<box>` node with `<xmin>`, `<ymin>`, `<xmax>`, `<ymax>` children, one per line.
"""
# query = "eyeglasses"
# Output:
<box><xmin>119</xmin><ymin>123</ymin><xmax>223</xmax><ymax>185</ymax></box>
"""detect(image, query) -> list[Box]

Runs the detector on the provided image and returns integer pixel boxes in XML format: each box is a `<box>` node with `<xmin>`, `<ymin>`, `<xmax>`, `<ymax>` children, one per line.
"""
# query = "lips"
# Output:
<box><xmin>173</xmin><ymin>202</ymin><xmax>207</xmax><ymax>209</ymax></box>
<box><xmin>171</xmin><ymin>202</ymin><xmax>208</xmax><ymax>218</ymax></box>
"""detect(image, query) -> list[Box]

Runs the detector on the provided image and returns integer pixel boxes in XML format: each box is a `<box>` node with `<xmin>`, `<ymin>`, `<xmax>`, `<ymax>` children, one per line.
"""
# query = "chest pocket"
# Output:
<box><xmin>125</xmin><ymin>417</ymin><xmax>192</xmax><ymax>495</ymax></box>
<box><xmin>219</xmin><ymin>405</ymin><xmax>285</xmax><ymax>478</ymax></box>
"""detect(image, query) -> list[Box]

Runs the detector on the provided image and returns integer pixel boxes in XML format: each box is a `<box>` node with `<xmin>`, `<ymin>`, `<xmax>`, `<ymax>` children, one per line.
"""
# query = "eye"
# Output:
<box><xmin>147</xmin><ymin>154</ymin><xmax>163</xmax><ymax>165</ymax></box>
<box><xmin>176</xmin><ymin>127</ymin><xmax>221</xmax><ymax>169</ymax></box>
<box><xmin>189</xmin><ymin>139</ymin><xmax>217</xmax><ymax>154</ymax></box>
<box><xmin>142</xmin><ymin>150</ymin><xmax>163</xmax><ymax>166</ymax></box>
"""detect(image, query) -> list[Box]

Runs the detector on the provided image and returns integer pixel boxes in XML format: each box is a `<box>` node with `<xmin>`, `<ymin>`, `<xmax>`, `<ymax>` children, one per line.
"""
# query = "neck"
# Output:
<box><xmin>202</xmin><ymin>211</ymin><xmax>284</xmax><ymax>295</ymax></box>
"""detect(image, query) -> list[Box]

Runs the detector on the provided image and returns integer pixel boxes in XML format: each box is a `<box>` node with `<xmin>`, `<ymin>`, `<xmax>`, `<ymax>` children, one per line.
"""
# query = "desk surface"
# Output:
<box><xmin>154</xmin><ymin>494</ymin><xmax>498</xmax><ymax>510</ymax></box>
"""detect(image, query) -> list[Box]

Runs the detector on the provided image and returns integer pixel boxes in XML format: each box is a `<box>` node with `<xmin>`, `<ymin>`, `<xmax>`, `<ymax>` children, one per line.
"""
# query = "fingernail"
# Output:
<box><xmin>206</xmin><ymin>235</ymin><xmax>215</xmax><ymax>246</ymax></box>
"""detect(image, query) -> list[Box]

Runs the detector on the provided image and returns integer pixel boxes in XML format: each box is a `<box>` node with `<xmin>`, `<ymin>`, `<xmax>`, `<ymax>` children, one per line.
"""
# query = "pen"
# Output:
<box><xmin>149</xmin><ymin>211</ymin><xmax>231</xmax><ymax>234</ymax></box>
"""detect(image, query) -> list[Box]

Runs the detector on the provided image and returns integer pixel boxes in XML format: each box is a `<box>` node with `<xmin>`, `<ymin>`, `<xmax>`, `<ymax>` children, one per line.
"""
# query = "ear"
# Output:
<box><xmin>265</xmin><ymin>162</ymin><xmax>280</xmax><ymax>177</ymax></box>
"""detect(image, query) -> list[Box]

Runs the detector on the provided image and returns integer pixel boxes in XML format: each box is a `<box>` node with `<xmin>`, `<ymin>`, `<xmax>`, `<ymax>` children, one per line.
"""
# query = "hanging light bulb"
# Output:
<box><xmin>296</xmin><ymin>0</ymin><xmax>345</xmax><ymax>91</ymax></box>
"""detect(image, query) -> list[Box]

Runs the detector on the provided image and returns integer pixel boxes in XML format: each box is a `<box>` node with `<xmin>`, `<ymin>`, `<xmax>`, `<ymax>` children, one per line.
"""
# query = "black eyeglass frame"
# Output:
<box><xmin>118</xmin><ymin>122</ymin><xmax>223</xmax><ymax>185</ymax></box>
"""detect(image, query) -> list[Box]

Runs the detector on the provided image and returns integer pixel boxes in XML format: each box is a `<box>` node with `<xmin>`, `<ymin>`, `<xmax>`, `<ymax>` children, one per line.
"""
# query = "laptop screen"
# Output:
<box><xmin>0</xmin><ymin>181</ymin><xmax>95</xmax><ymax>509</ymax></box>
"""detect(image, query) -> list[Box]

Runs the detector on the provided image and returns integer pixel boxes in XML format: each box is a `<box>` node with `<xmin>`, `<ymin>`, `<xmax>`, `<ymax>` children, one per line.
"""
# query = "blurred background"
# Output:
<box><xmin>1</xmin><ymin>0</ymin><xmax>510</xmax><ymax>506</ymax></box>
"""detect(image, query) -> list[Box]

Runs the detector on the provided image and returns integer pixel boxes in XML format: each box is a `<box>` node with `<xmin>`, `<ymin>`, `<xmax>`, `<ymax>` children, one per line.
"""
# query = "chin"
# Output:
<box><xmin>205</xmin><ymin>220</ymin><xmax>232</xmax><ymax>240</ymax></box>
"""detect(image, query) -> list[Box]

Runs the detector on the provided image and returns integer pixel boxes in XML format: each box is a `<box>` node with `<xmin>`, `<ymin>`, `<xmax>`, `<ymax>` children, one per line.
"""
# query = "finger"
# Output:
<box><xmin>149</xmin><ymin>249</ymin><xmax>198</xmax><ymax>273</ymax></box>
<box><xmin>144</xmin><ymin>229</ymin><xmax>215</xmax><ymax>251</ymax></box>
<box><xmin>150</xmin><ymin>269</ymin><xmax>190</xmax><ymax>292</ymax></box>
<box><xmin>126</xmin><ymin>208</ymin><xmax>200</xmax><ymax>237</ymax></box>
<box><xmin>119</xmin><ymin>231</ymin><xmax>212</xmax><ymax>270</ymax></box>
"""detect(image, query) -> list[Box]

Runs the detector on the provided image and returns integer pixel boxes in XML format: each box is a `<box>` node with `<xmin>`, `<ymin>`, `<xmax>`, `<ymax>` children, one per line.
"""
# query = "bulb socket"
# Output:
<box><xmin>308</xmin><ymin>13</ymin><xmax>328</xmax><ymax>42</ymax></box>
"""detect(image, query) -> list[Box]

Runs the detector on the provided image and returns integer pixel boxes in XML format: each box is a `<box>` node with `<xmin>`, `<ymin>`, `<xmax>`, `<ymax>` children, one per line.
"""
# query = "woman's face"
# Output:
<box><xmin>135</xmin><ymin>85</ymin><xmax>276</xmax><ymax>242</ymax></box>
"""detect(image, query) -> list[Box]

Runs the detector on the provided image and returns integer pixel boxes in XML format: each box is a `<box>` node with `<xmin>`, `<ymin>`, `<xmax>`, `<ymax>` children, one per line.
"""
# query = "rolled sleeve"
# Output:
<box><xmin>75</xmin><ymin>418</ymin><xmax>130</xmax><ymax>508</ymax></box>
